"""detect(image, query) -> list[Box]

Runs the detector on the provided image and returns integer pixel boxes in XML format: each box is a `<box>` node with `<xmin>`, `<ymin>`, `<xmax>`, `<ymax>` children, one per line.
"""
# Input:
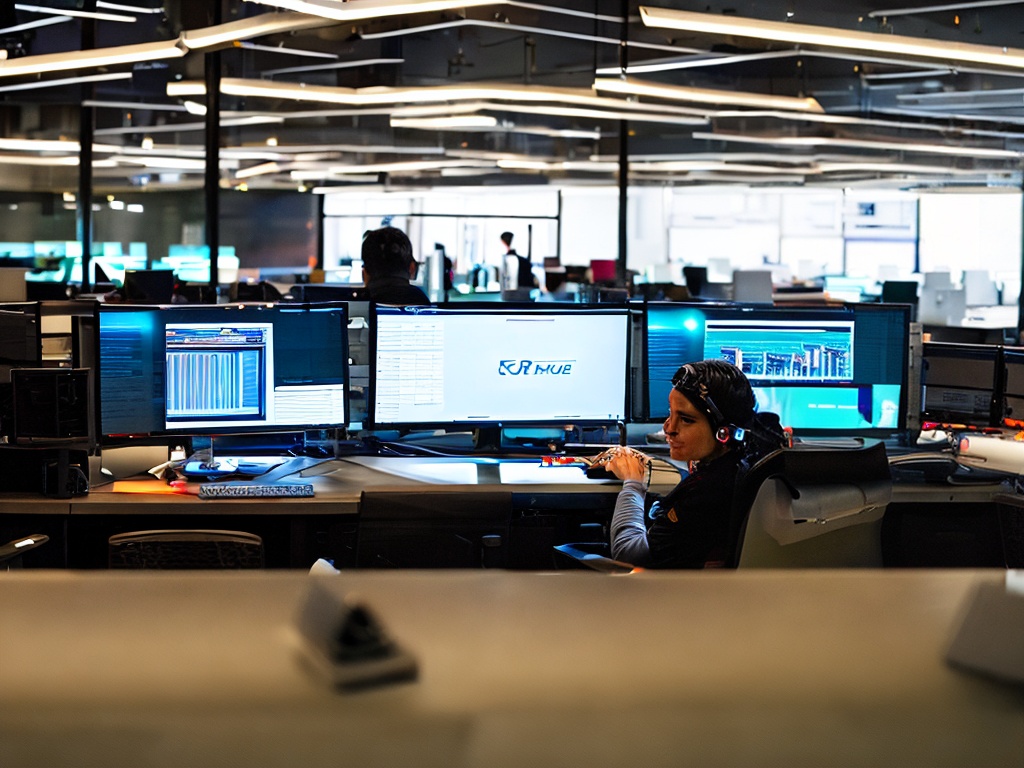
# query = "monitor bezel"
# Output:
<box><xmin>642</xmin><ymin>301</ymin><xmax>911</xmax><ymax>438</ymax></box>
<box><xmin>366</xmin><ymin>302</ymin><xmax>632</xmax><ymax>431</ymax></box>
<box><xmin>921</xmin><ymin>340</ymin><xmax>1002</xmax><ymax>428</ymax></box>
<box><xmin>94</xmin><ymin>301</ymin><xmax>350</xmax><ymax>443</ymax></box>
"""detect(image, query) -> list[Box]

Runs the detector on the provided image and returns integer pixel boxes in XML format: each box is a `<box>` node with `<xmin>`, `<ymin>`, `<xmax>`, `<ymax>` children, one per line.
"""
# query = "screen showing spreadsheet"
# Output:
<box><xmin>97</xmin><ymin>303</ymin><xmax>348</xmax><ymax>439</ymax></box>
<box><xmin>369</xmin><ymin>304</ymin><xmax>630</xmax><ymax>428</ymax></box>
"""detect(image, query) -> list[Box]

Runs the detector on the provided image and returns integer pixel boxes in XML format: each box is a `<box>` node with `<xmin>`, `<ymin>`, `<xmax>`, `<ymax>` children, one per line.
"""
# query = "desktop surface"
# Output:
<box><xmin>1</xmin><ymin>569</ymin><xmax>1020</xmax><ymax>768</ymax></box>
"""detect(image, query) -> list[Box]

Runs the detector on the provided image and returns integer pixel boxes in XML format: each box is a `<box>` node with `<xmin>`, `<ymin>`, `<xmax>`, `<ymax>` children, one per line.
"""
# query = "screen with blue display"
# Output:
<box><xmin>369</xmin><ymin>304</ymin><xmax>630</xmax><ymax>428</ymax></box>
<box><xmin>645</xmin><ymin>302</ymin><xmax>909</xmax><ymax>436</ymax></box>
<box><xmin>97</xmin><ymin>303</ymin><xmax>348</xmax><ymax>440</ymax></box>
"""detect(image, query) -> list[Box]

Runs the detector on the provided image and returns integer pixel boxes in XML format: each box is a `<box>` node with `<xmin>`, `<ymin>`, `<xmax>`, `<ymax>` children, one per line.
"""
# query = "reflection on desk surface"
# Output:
<box><xmin>333</xmin><ymin>455</ymin><xmax>682</xmax><ymax>487</ymax></box>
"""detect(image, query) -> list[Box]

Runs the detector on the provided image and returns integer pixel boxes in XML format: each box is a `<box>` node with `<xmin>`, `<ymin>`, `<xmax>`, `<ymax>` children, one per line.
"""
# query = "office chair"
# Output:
<box><xmin>553</xmin><ymin>441</ymin><xmax>891</xmax><ymax>571</ymax></box>
<box><xmin>0</xmin><ymin>533</ymin><xmax>49</xmax><ymax>570</ymax></box>
<box><xmin>108</xmin><ymin>529</ymin><xmax>264</xmax><ymax>569</ymax></box>
<box><xmin>731</xmin><ymin>441</ymin><xmax>890</xmax><ymax>568</ymax></box>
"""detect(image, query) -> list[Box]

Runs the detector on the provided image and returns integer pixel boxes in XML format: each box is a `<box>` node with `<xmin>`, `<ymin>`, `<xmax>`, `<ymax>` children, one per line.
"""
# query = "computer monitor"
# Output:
<box><xmin>0</xmin><ymin>302</ymin><xmax>42</xmax><ymax>383</ymax></box>
<box><xmin>1000</xmin><ymin>347</ymin><xmax>1024</xmax><ymax>425</ymax></box>
<box><xmin>921</xmin><ymin>342</ymin><xmax>1001</xmax><ymax>427</ymax></box>
<box><xmin>644</xmin><ymin>302</ymin><xmax>910</xmax><ymax>437</ymax></box>
<box><xmin>368</xmin><ymin>303</ymin><xmax>630</xmax><ymax>429</ymax></box>
<box><xmin>96</xmin><ymin>303</ymin><xmax>349</xmax><ymax>441</ymax></box>
<box><xmin>123</xmin><ymin>269</ymin><xmax>175</xmax><ymax>303</ymax></box>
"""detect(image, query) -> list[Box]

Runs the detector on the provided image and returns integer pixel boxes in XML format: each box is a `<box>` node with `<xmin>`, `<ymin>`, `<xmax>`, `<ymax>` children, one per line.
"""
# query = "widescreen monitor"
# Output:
<box><xmin>368</xmin><ymin>304</ymin><xmax>630</xmax><ymax>429</ymax></box>
<box><xmin>644</xmin><ymin>302</ymin><xmax>910</xmax><ymax>437</ymax></box>
<box><xmin>96</xmin><ymin>303</ymin><xmax>348</xmax><ymax>441</ymax></box>
<box><xmin>921</xmin><ymin>342</ymin><xmax>1001</xmax><ymax>427</ymax></box>
<box><xmin>1001</xmin><ymin>348</ymin><xmax>1024</xmax><ymax>425</ymax></box>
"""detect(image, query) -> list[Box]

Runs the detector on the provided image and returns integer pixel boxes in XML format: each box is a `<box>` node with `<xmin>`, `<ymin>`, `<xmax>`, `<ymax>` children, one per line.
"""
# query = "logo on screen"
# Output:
<box><xmin>499</xmin><ymin>359</ymin><xmax>574</xmax><ymax>376</ymax></box>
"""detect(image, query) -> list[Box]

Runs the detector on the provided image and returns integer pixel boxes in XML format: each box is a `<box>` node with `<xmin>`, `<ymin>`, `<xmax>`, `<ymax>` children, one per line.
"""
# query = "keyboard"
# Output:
<box><xmin>198</xmin><ymin>482</ymin><xmax>315</xmax><ymax>499</ymax></box>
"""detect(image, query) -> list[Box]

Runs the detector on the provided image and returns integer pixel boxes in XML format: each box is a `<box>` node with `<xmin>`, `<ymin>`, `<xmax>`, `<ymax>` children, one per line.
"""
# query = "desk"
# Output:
<box><xmin>1</xmin><ymin>569</ymin><xmax>1022</xmax><ymax>767</ymax></box>
<box><xmin>1</xmin><ymin>457</ymin><xmax>683</xmax><ymax>568</ymax></box>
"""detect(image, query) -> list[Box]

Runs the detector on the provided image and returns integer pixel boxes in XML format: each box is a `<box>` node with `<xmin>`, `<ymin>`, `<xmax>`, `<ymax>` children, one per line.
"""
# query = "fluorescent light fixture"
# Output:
<box><xmin>182</xmin><ymin>12</ymin><xmax>337</xmax><ymax>49</ymax></box>
<box><xmin>0</xmin><ymin>137</ymin><xmax>120</xmax><ymax>153</ymax></box>
<box><xmin>593</xmin><ymin>76</ymin><xmax>823</xmax><ymax>112</ymax></box>
<box><xmin>238</xmin><ymin>42</ymin><xmax>340</xmax><ymax>59</ymax></box>
<box><xmin>639</xmin><ymin>5</ymin><xmax>1024</xmax><ymax>71</ymax></box>
<box><xmin>0</xmin><ymin>155</ymin><xmax>78</xmax><ymax>166</ymax></box>
<box><xmin>236</xmin><ymin>162</ymin><xmax>282</xmax><ymax>179</ymax></box>
<box><xmin>98</xmin><ymin>1</ymin><xmax>167</xmax><ymax>12</ymax></box>
<box><xmin>243</xmin><ymin>0</ymin><xmax>506</xmax><ymax>22</ymax></box>
<box><xmin>0</xmin><ymin>15</ymin><xmax>71</xmax><ymax>35</ymax></box>
<box><xmin>172</xmin><ymin>78</ymin><xmax>710</xmax><ymax>125</ymax></box>
<box><xmin>127</xmin><ymin>204</ymin><xmax>145</xmax><ymax>213</ymax></box>
<box><xmin>0</xmin><ymin>39</ymin><xmax>185</xmax><ymax>78</ymax></box>
<box><xmin>692</xmin><ymin>130</ymin><xmax>1024</xmax><ymax>159</ymax></box>
<box><xmin>83</xmin><ymin>99</ymin><xmax>188</xmax><ymax>112</ymax></box>
<box><xmin>0</xmin><ymin>72</ymin><xmax>131</xmax><ymax>93</ymax></box>
<box><xmin>497</xmin><ymin>159</ymin><xmax>556</xmax><ymax>170</ymax></box>
<box><xmin>391</xmin><ymin>115</ymin><xmax>500</xmax><ymax>129</ymax></box>
<box><xmin>183</xmin><ymin>100</ymin><xmax>207</xmax><ymax>116</ymax></box>
<box><xmin>260</xmin><ymin>57</ymin><xmax>404</xmax><ymax>78</ymax></box>
<box><xmin>15</xmin><ymin>3</ymin><xmax>135</xmax><ymax>22</ymax></box>
<box><xmin>95</xmin><ymin>115</ymin><xmax>283</xmax><ymax>136</ymax></box>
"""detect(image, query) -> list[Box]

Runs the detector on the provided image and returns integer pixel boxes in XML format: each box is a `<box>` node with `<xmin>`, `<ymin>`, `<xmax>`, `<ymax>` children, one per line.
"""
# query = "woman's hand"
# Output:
<box><xmin>593</xmin><ymin>446</ymin><xmax>652</xmax><ymax>483</ymax></box>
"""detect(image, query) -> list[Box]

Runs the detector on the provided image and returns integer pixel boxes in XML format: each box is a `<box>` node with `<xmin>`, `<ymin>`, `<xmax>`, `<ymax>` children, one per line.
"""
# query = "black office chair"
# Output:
<box><xmin>554</xmin><ymin>441</ymin><xmax>891</xmax><ymax>571</ymax></box>
<box><xmin>108</xmin><ymin>529</ymin><xmax>264</xmax><ymax>569</ymax></box>
<box><xmin>0</xmin><ymin>533</ymin><xmax>49</xmax><ymax>570</ymax></box>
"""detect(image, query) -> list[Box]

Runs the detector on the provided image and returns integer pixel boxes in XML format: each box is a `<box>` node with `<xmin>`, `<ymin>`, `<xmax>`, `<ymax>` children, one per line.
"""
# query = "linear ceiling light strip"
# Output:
<box><xmin>639</xmin><ymin>5</ymin><xmax>1024</xmax><ymax>70</ymax></box>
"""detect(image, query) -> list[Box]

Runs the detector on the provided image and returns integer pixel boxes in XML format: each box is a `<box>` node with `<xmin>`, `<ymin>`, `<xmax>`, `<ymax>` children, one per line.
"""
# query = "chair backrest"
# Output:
<box><xmin>108</xmin><ymin>529</ymin><xmax>264</xmax><ymax>569</ymax></box>
<box><xmin>729</xmin><ymin>441</ymin><xmax>891</xmax><ymax>568</ymax></box>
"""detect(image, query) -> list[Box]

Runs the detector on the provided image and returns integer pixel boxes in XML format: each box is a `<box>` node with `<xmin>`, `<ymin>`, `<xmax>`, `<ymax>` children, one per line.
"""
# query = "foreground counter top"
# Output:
<box><xmin>1</xmin><ymin>568</ymin><xmax>1022</xmax><ymax>767</ymax></box>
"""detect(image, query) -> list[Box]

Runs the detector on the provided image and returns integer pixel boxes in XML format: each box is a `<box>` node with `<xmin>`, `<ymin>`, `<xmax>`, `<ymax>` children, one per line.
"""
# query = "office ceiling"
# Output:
<box><xmin>3</xmin><ymin>0</ymin><xmax>1024</xmax><ymax>194</ymax></box>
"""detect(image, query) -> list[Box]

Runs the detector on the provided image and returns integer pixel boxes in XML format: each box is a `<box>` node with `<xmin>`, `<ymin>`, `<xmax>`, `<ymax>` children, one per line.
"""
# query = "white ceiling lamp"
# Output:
<box><xmin>692</xmin><ymin>130</ymin><xmax>1024</xmax><ymax>159</ymax></box>
<box><xmin>639</xmin><ymin>6</ymin><xmax>1024</xmax><ymax>71</ymax></box>
<box><xmin>209</xmin><ymin>78</ymin><xmax>710</xmax><ymax>115</ymax></box>
<box><xmin>0</xmin><ymin>72</ymin><xmax>131</xmax><ymax>93</ymax></box>
<box><xmin>390</xmin><ymin>115</ymin><xmax>500</xmax><ymax>129</ymax></box>
<box><xmin>0</xmin><ymin>137</ymin><xmax>121</xmax><ymax>153</ymax></box>
<box><xmin>0</xmin><ymin>39</ymin><xmax>185</xmax><ymax>78</ymax></box>
<box><xmin>171</xmin><ymin>78</ymin><xmax>711</xmax><ymax>125</ymax></box>
<box><xmin>182</xmin><ymin>12</ymin><xmax>338</xmax><ymax>49</ymax></box>
<box><xmin>97</xmin><ymin>2</ymin><xmax>167</xmax><ymax>13</ymax></box>
<box><xmin>243</xmin><ymin>0</ymin><xmax>506</xmax><ymax>22</ymax></box>
<box><xmin>593</xmin><ymin>76</ymin><xmax>824</xmax><ymax>113</ymax></box>
<box><xmin>0</xmin><ymin>15</ymin><xmax>71</xmax><ymax>35</ymax></box>
<box><xmin>15</xmin><ymin>3</ymin><xmax>134</xmax><ymax>22</ymax></box>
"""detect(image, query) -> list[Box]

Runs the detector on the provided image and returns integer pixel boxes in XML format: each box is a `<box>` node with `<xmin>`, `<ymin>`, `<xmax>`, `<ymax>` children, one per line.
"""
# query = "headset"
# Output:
<box><xmin>672</xmin><ymin>363</ymin><xmax>747</xmax><ymax>446</ymax></box>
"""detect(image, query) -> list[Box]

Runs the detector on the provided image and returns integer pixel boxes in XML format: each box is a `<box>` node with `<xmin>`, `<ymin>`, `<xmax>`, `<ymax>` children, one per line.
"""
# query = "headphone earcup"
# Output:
<box><xmin>715</xmin><ymin>426</ymin><xmax>732</xmax><ymax>444</ymax></box>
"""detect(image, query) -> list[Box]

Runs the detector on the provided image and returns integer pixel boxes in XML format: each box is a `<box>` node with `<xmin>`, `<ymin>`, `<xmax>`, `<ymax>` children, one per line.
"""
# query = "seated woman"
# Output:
<box><xmin>596</xmin><ymin>359</ymin><xmax>787</xmax><ymax>568</ymax></box>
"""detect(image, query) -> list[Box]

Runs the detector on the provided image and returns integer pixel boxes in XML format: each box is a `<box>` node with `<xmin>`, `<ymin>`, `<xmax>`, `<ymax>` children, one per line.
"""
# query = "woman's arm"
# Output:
<box><xmin>609</xmin><ymin>479</ymin><xmax>650</xmax><ymax>564</ymax></box>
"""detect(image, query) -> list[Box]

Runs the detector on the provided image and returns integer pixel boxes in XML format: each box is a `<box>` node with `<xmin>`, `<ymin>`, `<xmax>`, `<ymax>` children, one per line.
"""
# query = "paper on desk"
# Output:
<box><xmin>111</xmin><ymin>480</ymin><xmax>188</xmax><ymax>494</ymax></box>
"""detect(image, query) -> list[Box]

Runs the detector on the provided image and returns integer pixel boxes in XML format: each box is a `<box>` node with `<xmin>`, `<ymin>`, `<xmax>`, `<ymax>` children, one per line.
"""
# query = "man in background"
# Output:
<box><xmin>362</xmin><ymin>226</ymin><xmax>431</xmax><ymax>305</ymax></box>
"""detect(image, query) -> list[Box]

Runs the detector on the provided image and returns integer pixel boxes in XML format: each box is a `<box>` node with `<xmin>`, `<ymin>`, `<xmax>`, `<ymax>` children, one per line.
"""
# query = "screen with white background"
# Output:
<box><xmin>372</xmin><ymin>306</ymin><xmax>629</xmax><ymax>427</ymax></box>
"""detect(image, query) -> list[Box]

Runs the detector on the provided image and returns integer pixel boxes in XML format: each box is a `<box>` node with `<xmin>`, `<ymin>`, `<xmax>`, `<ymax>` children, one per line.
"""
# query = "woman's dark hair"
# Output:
<box><xmin>362</xmin><ymin>226</ymin><xmax>415</xmax><ymax>279</ymax></box>
<box><xmin>671</xmin><ymin>359</ymin><xmax>787</xmax><ymax>455</ymax></box>
<box><xmin>671</xmin><ymin>359</ymin><xmax>754</xmax><ymax>431</ymax></box>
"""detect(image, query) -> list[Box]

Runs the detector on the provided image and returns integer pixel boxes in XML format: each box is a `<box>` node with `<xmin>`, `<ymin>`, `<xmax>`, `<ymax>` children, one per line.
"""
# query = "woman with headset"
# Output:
<box><xmin>594</xmin><ymin>359</ymin><xmax>787</xmax><ymax>569</ymax></box>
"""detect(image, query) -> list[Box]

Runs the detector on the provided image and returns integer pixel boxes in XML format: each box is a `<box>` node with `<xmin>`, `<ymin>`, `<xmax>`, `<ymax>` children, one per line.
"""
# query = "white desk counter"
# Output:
<box><xmin>1</xmin><ymin>569</ymin><xmax>1021</xmax><ymax>767</ymax></box>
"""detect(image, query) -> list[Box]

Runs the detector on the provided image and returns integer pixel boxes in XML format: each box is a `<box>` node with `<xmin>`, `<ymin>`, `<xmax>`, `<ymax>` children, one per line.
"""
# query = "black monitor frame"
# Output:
<box><xmin>94</xmin><ymin>302</ymin><xmax>350</xmax><ymax>444</ymax></box>
<box><xmin>921</xmin><ymin>341</ymin><xmax>1002</xmax><ymax>427</ymax></box>
<box><xmin>643</xmin><ymin>301</ymin><xmax>911</xmax><ymax>438</ymax></box>
<box><xmin>367</xmin><ymin>302</ymin><xmax>632</xmax><ymax>431</ymax></box>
